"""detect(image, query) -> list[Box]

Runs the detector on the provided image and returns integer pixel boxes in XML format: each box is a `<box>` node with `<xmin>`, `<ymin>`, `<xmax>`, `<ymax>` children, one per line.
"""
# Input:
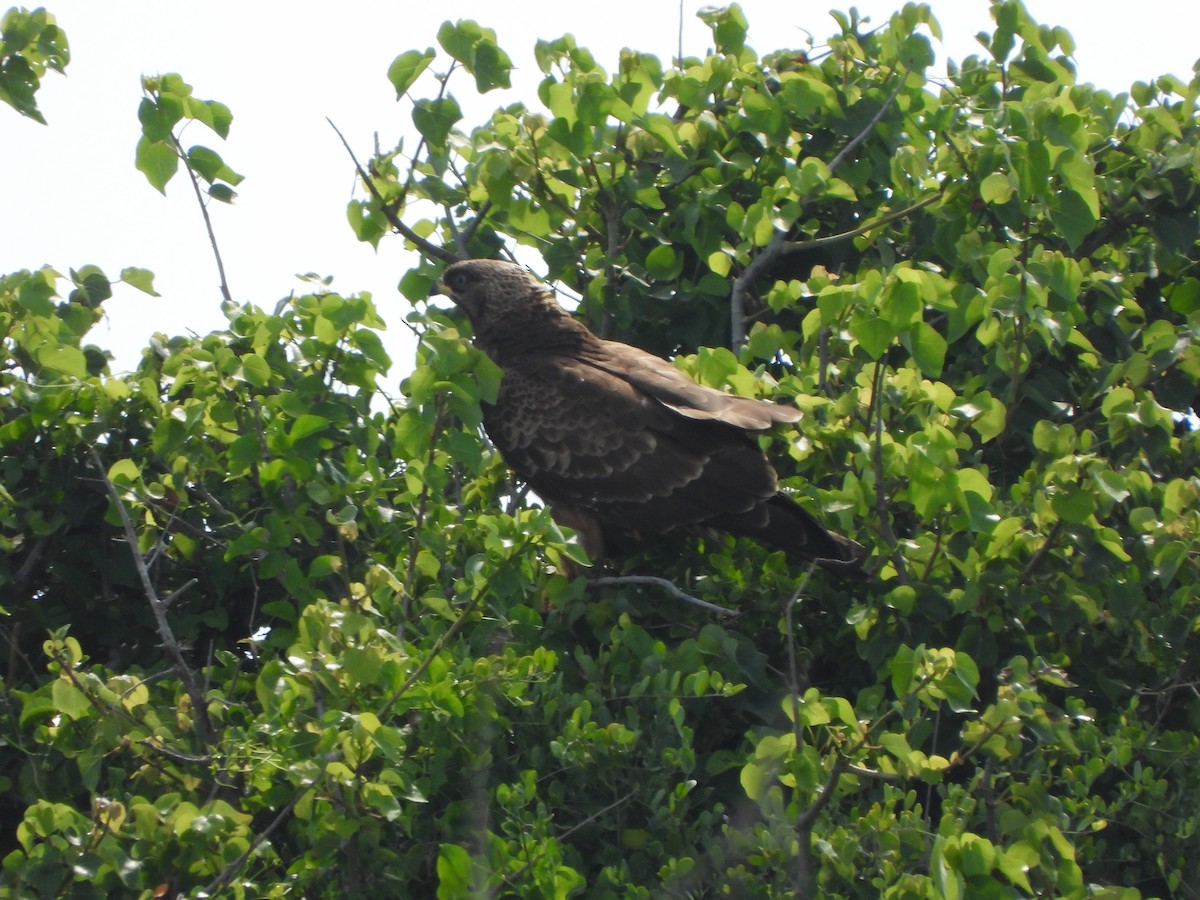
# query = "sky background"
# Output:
<box><xmin>3</xmin><ymin>1</ymin><xmax>1199</xmax><ymax>379</ymax></box>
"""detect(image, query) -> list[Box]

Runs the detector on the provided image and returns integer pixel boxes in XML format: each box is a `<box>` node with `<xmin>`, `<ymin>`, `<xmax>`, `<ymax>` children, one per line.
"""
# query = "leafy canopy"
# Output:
<box><xmin>2</xmin><ymin>2</ymin><xmax>1199</xmax><ymax>897</ymax></box>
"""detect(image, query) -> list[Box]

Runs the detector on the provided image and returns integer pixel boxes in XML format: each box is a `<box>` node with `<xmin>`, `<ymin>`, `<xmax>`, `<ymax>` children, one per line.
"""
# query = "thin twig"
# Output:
<box><xmin>828</xmin><ymin>68</ymin><xmax>911</xmax><ymax>174</ymax></box>
<box><xmin>135</xmin><ymin>739</ymin><xmax>214</xmax><ymax>766</ymax></box>
<box><xmin>503</xmin><ymin>788</ymin><xmax>638</xmax><ymax>888</ymax></box>
<box><xmin>172</xmin><ymin>135</ymin><xmax>233</xmax><ymax>305</ymax></box>
<box><xmin>1020</xmin><ymin>518</ymin><xmax>1064</xmax><ymax>581</ymax></box>
<box><xmin>844</xmin><ymin>763</ymin><xmax>903</xmax><ymax>782</ymax></box>
<box><xmin>587</xmin><ymin>575</ymin><xmax>738</xmax><ymax>616</ymax></box>
<box><xmin>379</xmin><ymin>536</ymin><xmax>536</xmax><ymax>721</ymax></box>
<box><xmin>88</xmin><ymin>447</ymin><xmax>216</xmax><ymax>744</ymax></box>
<box><xmin>795</xmin><ymin>753</ymin><xmax>848</xmax><ymax>899</ymax></box>
<box><xmin>779</xmin><ymin>192</ymin><xmax>940</xmax><ymax>256</ymax></box>
<box><xmin>728</xmin><ymin>67</ymin><xmax>914</xmax><ymax>350</ymax></box>
<box><xmin>870</xmin><ymin>362</ymin><xmax>908</xmax><ymax>583</ymax></box>
<box><xmin>401</xmin><ymin>397</ymin><xmax>448</xmax><ymax>625</ymax></box>
<box><xmin>459</xmin><ymin>199</ymin><xmax>492</xmax><ymax>247</ymax></box>
<box><xmin>327</xmin><ymin>118</ymin><xmax>459</xmax><ymax>263</ymax></box>
<box><xmin>161</xmin><ymin>577</ymin><xmax>198</xmax><ymax>610</ymax></box>
<box><xmin>443</xmin><ymin>203</ymin><xmax>469</xmax><ymax>258</ymax></box>
<box><xmin>200</xmin><ymin>790</ymin><xmax>304</xmax><ymax>897</ymax></box>
<box><xmin>784</xmin><ymin>562</ymin><xmax>819</xmax><ymax>730</ymax></box>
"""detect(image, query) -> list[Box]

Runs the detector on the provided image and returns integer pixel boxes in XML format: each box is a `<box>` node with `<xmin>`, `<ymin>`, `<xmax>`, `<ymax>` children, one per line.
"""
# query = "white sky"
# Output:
<box><xmin>3</xmin><ymin>1</ymin><xmax>1198</xmax><ymax>378</ymax></box>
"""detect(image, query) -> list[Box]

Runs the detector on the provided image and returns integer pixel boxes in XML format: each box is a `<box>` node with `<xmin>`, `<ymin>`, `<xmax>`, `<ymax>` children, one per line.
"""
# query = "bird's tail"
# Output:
<box><xmin>717</xmin><ymin>492</ymin><xmax>868</xmax><ymax>575</ymax></box>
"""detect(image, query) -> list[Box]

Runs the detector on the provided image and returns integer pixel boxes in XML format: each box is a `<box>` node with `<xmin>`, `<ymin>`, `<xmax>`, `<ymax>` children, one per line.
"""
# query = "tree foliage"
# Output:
<box><xmin>3</xmin><ymin>2</ymin><xmax>1200</xmax><ymax>897</ymax></box>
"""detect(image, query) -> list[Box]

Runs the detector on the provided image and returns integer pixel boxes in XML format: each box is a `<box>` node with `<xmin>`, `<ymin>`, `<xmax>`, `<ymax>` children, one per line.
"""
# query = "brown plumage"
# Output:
<box><xmin>435</xmin><ymin>259</ymin><xmax>866</xmax><ymax>573</ymax></box>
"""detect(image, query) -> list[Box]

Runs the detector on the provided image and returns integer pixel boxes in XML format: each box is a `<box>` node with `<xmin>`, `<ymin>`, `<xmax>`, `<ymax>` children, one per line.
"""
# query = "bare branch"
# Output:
<box><xmin>161</xmin><ymin>577</ymin><xmax>198</xmax><ymax>610</ymax></box>
<box><xmin>88</xmin><ymin>447</ymin><xmax>216</xmax><ymax>744</ymax></box>
<box><xmin>779</xmin><ymin>192</ymin><xmax>940</xmax><ymax>257</ymax></box>
<box><xmin>136</xmin><ymin>739</ymin><xmax>214</xmax><ymax>766</ymax></box>
<box><xmin>327</xmin><ymin>117</ymin><xmax>459</xmax><ymax>264</ymax></box>
<box><xmin>587</xmin><ymin>575</ymin><xmax>738</xmax><ymax>617</ymax></box>
<box><xmin>172</xmin><ymin>135</ymin><xmax>234</xmax><ymax>305</ymax></box>
<box><xmin>844</xmin><ymin>763</ymin><xmax>904</xmax><ymax>783</ymax></box>
<box><xmin>459</xmin><ymin>199</ymin><xmax>492</xmax><ymax>247</ymax></box>
<box><xmin>827</xmin><ymin>68</ymin><xmax>911</xmax><ymax>175</ymax></box>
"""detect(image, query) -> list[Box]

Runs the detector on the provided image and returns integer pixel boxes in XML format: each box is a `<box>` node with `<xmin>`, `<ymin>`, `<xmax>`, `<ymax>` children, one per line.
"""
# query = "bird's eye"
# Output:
<box><xmin>445</xmin><ymin>269</ymin><xmax>471</xmax><ymax>290</ymax></box>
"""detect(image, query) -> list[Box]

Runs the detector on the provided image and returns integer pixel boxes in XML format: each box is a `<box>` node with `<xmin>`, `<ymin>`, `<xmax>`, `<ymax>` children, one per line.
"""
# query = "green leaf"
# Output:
<box><xmin>206</xmin><ymin>100</ymin><xmax>233</xmax><ymax>139</ymax></box>
<box><xmin>412</xmin><ymin>96</ymin><xmax>462</xmax><ymax>147</ymax></box>
<box><xmin>187</xmin><ymin>145</ymin><xmax>243</xmax><ymax>185</ymax></box>
<box><xmin>34</xmin><ymin>345</ymin><xmax>88</xmax><ymax>379</ymax></box>
<box><xmin>997</xmin><ymin>842</ymin><xmax>1037</xmax><ymax>893</ymax></box>
<box><xmin>437</xmin><ymin>20</ymin><xmax>512</xmax><ymax>92</ymax></box>
<box><xmin>980</xmin><ymin>171</ymin><xmax>1013</xmax><ymax>205</ymax></box>
<box><xmin>1048</xmin><ymin>189</ymin><xmax>1096</xmax><ymax>250</ymax></box>
<box><xmin>388</xmin><ymin>49</ymin><xmax>436</xmax><ymax>97</ymax></box>
<box><xmin>645</xmin><ymin>245</ymin><xmax>680</xmax><ymax>280</ymax></box>
<box><xmin>137</xmin><ymin>94</ymin><xmax>184</xmax><ymax>142</ymax></box>
<box><xmin>890</xmin><ymin>645</ymin><xmax>916</xmax><ymax>696</ymax></box>
<box><xmin>850</xmin><ymin>313</ymin><xmax>896</xmax><ymax>360</ymax></box>
<box><xmin>640</xmin><ymin>113</ymin><xmax>684</xmax><ymax>156</ymax></box>
<box><xmin>778</xmin><ymin>74</ymin><xmax>838</xmax><ymax>118</ymax></box>
<box><xmin>698</xmin><ymin>3</ymin><xmax>749</xmax><ymax>53</ymax></box>
<box><xmin>107</xmin><ymin>458</ymin><xmax>140</xmax><ymax>485</ymax></box>
<box><xmin>135</xmin><ymin>136</ymin><xmax>179</xmax><ymax>194</ymax></box>
<box><xmin>241</xmin><ymin>353</ymin><xmax>271</xmax><ymax>387</ymax></box>
<box><xmin>1051</xmin><ymin>486</ymin><xmax>1095</xmax><ymax>524</ymax></box>
<box><xmin>207</xmin><ymin>183</ymin><xmax>237</xmax><ymax>203</ymax></box>
<box><xmin>902</xmin><ymin>321</ymin><xmax>948</xmax><ymax>377</ymax></box>
<box><xmin>120</xmin><ymin>267</ymin><xmax>160</xmax><ymax>296</ymax></box>
<box><xmin>289</xmin><ymin>414</ymin><xmax>330</xmax><ymax>443</ymax></box>
<box><xmin>52</xmin><ymin>678</ymin><xmax>92</xmax><ymax>721</ymax></box>
<box><xmin>436</xmin><ymin>844</ymin><xmax>474</xmax><ymax>899</ymax></box>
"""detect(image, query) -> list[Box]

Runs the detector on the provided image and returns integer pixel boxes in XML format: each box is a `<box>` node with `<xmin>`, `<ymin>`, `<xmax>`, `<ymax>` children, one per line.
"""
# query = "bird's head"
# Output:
<box><xmin>433</xmin><ymin>259</ymin><xmax>548</xmax><ymax>330</ymax></box>
<box><xmin>432</xmin><ymin>258</ymin><xmax>594</xmax><ymax>360</ymax></box>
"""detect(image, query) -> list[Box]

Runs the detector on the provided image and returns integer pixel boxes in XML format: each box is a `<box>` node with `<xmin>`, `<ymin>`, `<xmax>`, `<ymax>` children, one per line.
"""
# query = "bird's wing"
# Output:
<box><xmin>484</xmin><ymin>354</ymin><xmax>780</xmax><ymax>532</ymax></box>
<box><xmin>581</xmin><ymin>342</ymin><xmax>802</xmax><ymax>431</ymax></box>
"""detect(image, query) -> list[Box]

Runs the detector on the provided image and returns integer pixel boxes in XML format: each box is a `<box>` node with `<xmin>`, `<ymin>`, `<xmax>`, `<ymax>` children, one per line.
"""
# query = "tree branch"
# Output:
<box><xmin>201</xmin><ymin>790</ymin><xmax>304</xmax><ymax>897</ymax></box>
<box><xmin>327</xmin><ymin>117</ymin><xmax>460</xmax><ymax>264</ymax></box>
<box><xmin>729</xmin><ymin>67</ymin><xmax>914</xmax><ymax>349</ymax></box>
<box><xmin>778</xmin><ymin>192</ymin><xmax>940</xmax><ymax>257</ymax></box>
<box><xmin>587</xmin><ymin>574</ymin><xmax>738</xmax><ymax>616</ymax></box>
<box><xmin>88</xmin><ymin>447</ymin><xmax>216</xmax><ymax>744</ymax></box>
<box><xmin>378</xmin><ymin>535</ymin><xmax>536</xmax><ymax>721</ymax></box>
<box><xmin>827</xmin><ymin>68</ymin><xmax>911</xmax><ymax>175</ymax></box>
<box><xmin>870</xmin><ymin>362</ymin><xmax>908</xmax><ymax>583</ymax></box>
<box><xmin>172</xmin><ymin>135</ymin><xmax>234</xmax><ymax>305</ymax></box>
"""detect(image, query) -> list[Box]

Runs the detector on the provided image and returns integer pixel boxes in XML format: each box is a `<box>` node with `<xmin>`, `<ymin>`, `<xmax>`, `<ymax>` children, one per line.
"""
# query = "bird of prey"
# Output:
<box><xmin>434</xmin><ymin>258</ymin><xmax>866</xmax><ymax>573</ymax></box>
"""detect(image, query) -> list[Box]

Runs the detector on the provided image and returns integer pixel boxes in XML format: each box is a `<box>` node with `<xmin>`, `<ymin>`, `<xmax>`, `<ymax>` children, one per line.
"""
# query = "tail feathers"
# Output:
<box><xmin>714</xmin><ymin>492</ymin><xmax>868</xmax><ymax>574</ymax></box>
